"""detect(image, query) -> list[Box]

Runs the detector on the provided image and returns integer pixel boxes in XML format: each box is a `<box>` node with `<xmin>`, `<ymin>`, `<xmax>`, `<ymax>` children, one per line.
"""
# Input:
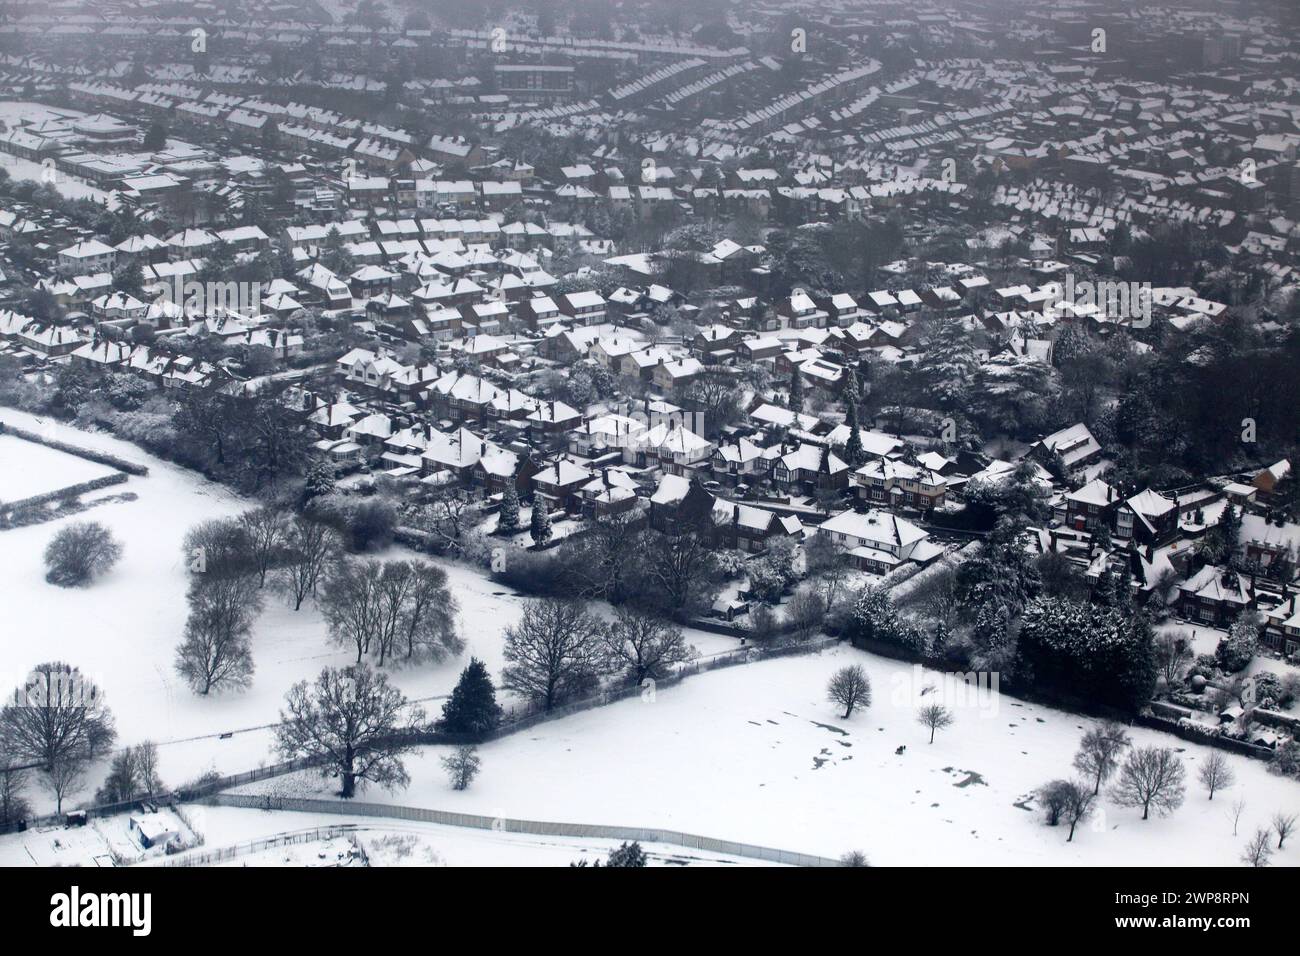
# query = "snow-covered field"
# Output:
<box><xmin>163</xmin><ymin>806</ymin><xmax>780</xmax><ymax>867</ymax></box>
<box><xmin>0</xmin><ymin>408</ymin><xmax>732</xmax><ymax>813</ymax></box>
<box><xmin>238</xmin><ymin>646</ymin><xmax>1300</xmax><ymax>867</ymax></box>
<box><xmin>0</xmin><ymin>433</ymin><xmax>120</xmax><ymax>501</ymax></box>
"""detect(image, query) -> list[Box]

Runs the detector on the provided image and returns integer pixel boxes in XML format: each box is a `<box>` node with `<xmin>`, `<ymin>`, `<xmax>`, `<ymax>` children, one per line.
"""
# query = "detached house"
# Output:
<box><xmin>1117</xmin><ymin>489</ymin><xmax>1180</xmax><ymax>547</ymax></box>
<box><xmin>1030</xmin><ymin>423</ymin><xmax>1102</xmax><ymax>472</ymax></box>
<box><xmin>817</xmin><ymin>508</ymin><xmax>941</xmax><ymax>574</ymax></box>
<box><xmin>853</xmin><ymin>458</ymin><xmax>947</xmax><ymax>511</ymax></box>
<box><xmin>1176</xmin><ymin>565</ymin><xmax>1255</xmax><ymax>626</ymax></box>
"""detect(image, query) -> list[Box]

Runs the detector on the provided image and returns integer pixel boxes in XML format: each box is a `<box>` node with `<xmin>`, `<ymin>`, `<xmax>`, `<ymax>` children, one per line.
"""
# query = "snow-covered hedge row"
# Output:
<box><xmin>0</xmin><ymin>423</ymin><xmax>149</xmax><ymax>476</ymax></box>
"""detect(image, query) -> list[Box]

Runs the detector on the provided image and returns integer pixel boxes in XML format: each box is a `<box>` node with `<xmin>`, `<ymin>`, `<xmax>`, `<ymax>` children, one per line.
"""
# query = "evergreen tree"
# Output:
<box><xmin>843</xmin><ymin>402</ymin><xmax>866</xmax><ymax>467</ymax></box>
<box><xmin>438</xmin><ymin>658</ymin><xmax>503</xmax><ymax>735</ymax></box>
<box><xmin>530</xmin><ymin>498</ymin><xmax>552</xmax><ymax>547</ymax></box>
<box><xmin>303</xmin><ymin>460</ymin><xmax>336</xmax><ymax>499</ymax></box>
<box><xmin>605</xmin><ymin>841</ymin><xmax>648</xmax><ymax>867</ymax></box>
<box><xmin>790</xmin><ymin>367</ymin><xmax>804</xmax><ymax>411</ymax></box>
<box><xmin>1093</xmin><ymin>565</ymin><xmax>1120</xmax><ymax>607</ymax></box>
<box><xmin>499</xmin><ymin>480</ymin><xmax>520</xmax><ymax>532</ymax></box>
<box><xmin>842</xmin><ymin>365</ymin><xmax>861</xmax><ymax>409</ymax></box>
<box><xmin>1217</xmin><ymin>505</ymin><xmax>1241</xmax><ymax>564</ymax></box>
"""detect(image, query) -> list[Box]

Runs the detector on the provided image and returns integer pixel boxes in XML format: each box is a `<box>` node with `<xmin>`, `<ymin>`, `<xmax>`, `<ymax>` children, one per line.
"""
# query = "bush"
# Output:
<box><xmin>1215</xmin><ymin>618</ymin><xmax>1258</xmax><ymax>674</ymax></box>
<box><xmin>44</xmin><ymin>521</ymin><xmax>122</xmax><ymax>587</ymax></box>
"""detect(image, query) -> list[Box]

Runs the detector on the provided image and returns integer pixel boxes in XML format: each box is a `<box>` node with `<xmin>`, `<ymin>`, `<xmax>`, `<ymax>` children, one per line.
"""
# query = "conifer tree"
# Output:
<box><xmin>530</xmin><ymin>497</ymin><xmax>552</xmax><ymax>547</ymax></box>
<box><xmin>499</xmin><ymin>480</ymin><xmax>521</xmax><ymax>532</ymax></box>
<box><xmin>438</xmin><ymin>658</ymin><xmax>503</xmax><ymax>736</ymax></box>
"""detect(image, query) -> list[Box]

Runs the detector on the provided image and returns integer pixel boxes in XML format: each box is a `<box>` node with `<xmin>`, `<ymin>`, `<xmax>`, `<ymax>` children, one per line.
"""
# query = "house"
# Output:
<box><xmin>527</xmin><ymin>400</ymin><xmax>583</xmax><ymax>441</ymax></box>
<box><xmin>651</xmin><ymin>356</ymin><xmax>703</xmax><ymax>392</ymax></box>
<box><xmin>1060</xmin><ymin>478</ymin><xmax>1120</xmax><ymax>532</ymax></box>
<box><xmin>816</xmin><ymin>292</ymin><xmax>868</xmax><ymax>328</ymax></box>
<box><xmin>776</xmin><ymin>289</ymin><xmax>828</xmax><ymax>329</ymax></box>
<box><xmin>57</xmin><ymin>239</ymin><xmax>116</xmax><ymax>274</ymax></box>
<box><xmin>1261</xmin><ymin>594</ymin><xmax>1300</xmax><ymax>655</ymax></box>
<box><xmin>853</xmin><ymin>458</ymin><xmax>947</xmax><ymax>512</ymax></box>
<box><xmin>1030</xmin><ymin>423</ymin><xmax>1102</xmax><ymax>472</ymax></box>
<box><xmin>1239</xmin><ymin>514</ymin><xmax>1300</xmax><ymax>574</ymax></box>
<box><xmin>1176</xmin><ymin>565</ymin><xmax>1255</xmax><ymax>626</ymax></box>
<box><xmin>817</xmin><ymin>508</ymin><xmax>942</xmax><ymax>574</ymax></box>
<box><xmin>1117</xmin><ymin>489</ymin><xmax>1181</xmax><ymax>547</ymax></box>
<box><xmin>559</xmin><ymin>290</ymin><xmax>607</xmax><ymax>326</ymax></box>
<box><xmin>531</xmin><ymin>456</ymin><xmax>594</xmax><ymax>512</ymax></box>
<box><xmin>579</xmin><ymin>468</ymin><xmax>640</xmax><ymax>518</ymax></box>
<box><xmin>714</xmin><ymin>498</ymin><xmax>803</xmax><ymax>553</ymax></box>
<box><xmin>712</xmin><ymin>437</ymin><xmax>780</xmax><ymax>483</ymax></box>
<box><xmin>335</xmin><ymin>348</ymin><xmax>407</xmax><ymax>395</ymax></box>
<box><xmin>773</xmin><ymin>443</ymin><xmax>849</xmax><ymax>491</ymax></box>
<box><xmin>633</xmin><ymin>420</ymin><xmax>713</xmax><ymax>472</ymax></box>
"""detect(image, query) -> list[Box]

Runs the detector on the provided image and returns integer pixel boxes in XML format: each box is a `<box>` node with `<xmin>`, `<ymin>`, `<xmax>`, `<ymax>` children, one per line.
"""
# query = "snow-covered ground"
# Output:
<box><xmin>156</xmin><ymin>806</ymin><xmax>780</xmax><ymax>867</ymax></box>
<box><xmin>0</xmin><ymin>408</ymin><xmax>734</xmax><ymax>814</ymax></box>
<box><xmin>0</xmin><ymin>152</ymin><xmax>112</xmax><ymax>203</ymax></box>
<box><xmin>0</xmin><ymin>433</ymin><xmax>120</xmax><ymax>500</ymax></box>
<box><xmin>236</xmin><ymin>646</ymin><xmax>1300</xmax><ymax>867</ymax></box>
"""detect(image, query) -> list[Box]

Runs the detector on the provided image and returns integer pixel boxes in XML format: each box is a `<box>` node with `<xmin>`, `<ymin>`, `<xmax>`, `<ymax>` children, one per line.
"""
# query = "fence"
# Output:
<box><xmin>483</xmin><ymin>636</ymin><xmax>840</xmax><ymax>735</ymax></box>
<box><xmin>156</xmin><ymin>825</ymin><xmax>366</xmax><ymax>867</ymax></box>
<box><xmin>0</xmin><ymin>639</ymin><xmax>840</xmax><ymax>836</ymax></box>
<box><xmin>200</xmin><ymin>793</ymin><xmax>842</xmax><ymax>867</ymax></box>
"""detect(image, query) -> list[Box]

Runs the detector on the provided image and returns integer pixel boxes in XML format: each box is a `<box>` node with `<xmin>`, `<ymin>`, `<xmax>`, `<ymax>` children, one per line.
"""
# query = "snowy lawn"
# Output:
<box><xmin>0</xmin><ymin>408</ymin><xmax>735</xmax><ymax>813</ymax></box>
<box><xmin>235</xmin><ymin>645</ymin><xmax>1300</xmax><ymax>867</ymax></box>
<box><xmin>149</xmin><ymin>806</ymin><xmax>780</xmax><ymax>867</ymax></box>
<box><xmin>0</xmin><ymin>433</ymin><xmax>121</xmax><ymax>501</ymax></box>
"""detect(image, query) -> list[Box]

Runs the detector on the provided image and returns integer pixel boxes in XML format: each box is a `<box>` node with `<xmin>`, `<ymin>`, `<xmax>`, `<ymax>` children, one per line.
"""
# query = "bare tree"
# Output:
<box><xmin>397</xmin><ymin>562</ymin><xmax>461</xmax><ymax>664</ymax></box>
<box><xmin>440</xmin><ymin>745</ymin><xmax>481</xmax><ymax>791</ymax></box>
<box><xmin>1154</xmin><ymin>632</ymin><xmax>1193</xmax><ymax>686</ymax></box>
<box><xmin>45</xmin><ymin>756</ymin><xmax>86</xmax><ymax>815</ymax></box>
<box><xmin>805</xmin><ymin>534</ymin><xmax>853</xmax><ymax>613</ymax></box>
<box><xmin>175</xmin><ymin>575</ymin><xmax>262</xmax><ymax>694</ymax></box>
<box><xmin>827</xmin><ymin>665</ymin><xmax>872</xmax><ymax>718</ymax></box>
<box><xmin>645</xmin><ymin>525</ymin><xmax>718</xmax><ymax>613</ymax></box>
<box><xmin>602</xmin><ymin>606</ymin><xmax>691</xmax><ymax>684</ymax></box>
<box><xmin>1061</xmin><ymin>780</ymin><xmax>1095</xmax><ymax>842</ymax></box>
<box><xmin>1038</xmin><ymin>779</ymin><xmax>1072</xmax><ymax>826</ymax></box>
<box><xmin>43</xmin><ymin>521</ymin><xmax>122</xmax><ymax>587</ymax></box>
<box><xmin>0</xmin><ymin>758</ymin><xmax>31</xmax><ymax>829</ymax></box>
<box><xmin>787</xmin><ymin>589</ymin><xmax>828</xmax><ymax>642</ymax></box>
<box><xmin>917</xmin><ymin>703</ymin><xmax>954</xmax><ymax>744</ymax></box>
<box><xmin>412</xmin><ymin>487</ymin><xmax>475</xmax><ymax>555</ymax></box>
<box><xmin>0</xmin><ymin>663</ymin><xmax>116</xmax><ymax>769</ymax></box>
<box><xmin>1197</xmin><ymin>752</ymin><xmax>1235</xmax><ymax>801</ymax></box>
<box><xmin>569</xmin><ymin>512</ymin><xmax>649</xmax><ymax>605</ymax></box>
<box><xmin>1072</xmin><ymin>721</ymin><xmax>1132</xmax><ymax>795</ymax></box>
<box><xmin>839</xmin><ymin>850</ymin><xmax>868</xmax><ymax>867</ymax></box>
<box><xmin>502</xmin><ymin>599</ymin><xmax>606</xmax><ymax>711</ymax></box>
<box><xmin>1274</xmin><ymin>812</ymin><xmax>1297</xmax><ymax>849</ymax></box>
<box><xmin>240</xmin><ymin>505</ymin><xmax>290</xmax><ymax>587</ymax></box>
<box><xmin>182</xmin><ymin>517</ymin><xmax>253</xmax><ymax>578</ymax></box>
<box><xmin>1241</xmin><ymin>828</ymin><xmax>1273</xmax><ymax>867</ymax></box>
<box><xmin>276</xmin><ymin>664</ymin><xmax>423</xmax><ymax>798</ymax></box>
<box><xmin>95</xmin><ymin>742</ymin><xmax>164</xmax><ymax>804</ymax></box>
<box><xmin>1112</xmin><ymin>746</ymin><xmax>1186</xmax><ymax>820</ymax></box>
<box><xmin>275</xmin><ymin>517</ymin><xmax>338</xmax><ymax>610</ymax></box>
<box><xmin>1228</xmin><ymin>796</ymin><xmax>1248</xmax><ymax>836</ymax></box>
<box><xmin>319</xmin><ymin>559</ymin><xmax>386</xmax><ymax>663</ymax></box>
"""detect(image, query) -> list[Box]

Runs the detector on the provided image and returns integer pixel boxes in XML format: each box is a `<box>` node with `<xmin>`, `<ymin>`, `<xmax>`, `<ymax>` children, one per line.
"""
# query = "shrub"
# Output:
<box><xmin>44</xmin><ymin>521</ymin><xmax>122</xmax><ymax>587</ymax></box>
